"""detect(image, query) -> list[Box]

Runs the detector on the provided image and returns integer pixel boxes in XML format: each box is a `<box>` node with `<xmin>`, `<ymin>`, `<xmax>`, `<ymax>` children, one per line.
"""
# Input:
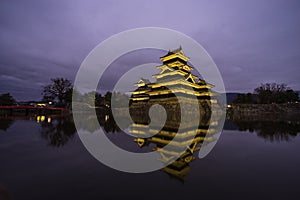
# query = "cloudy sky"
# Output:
<box><xmin>0</xmin><ymin>0</ymin><xmax>299</xmax><ymax>100</ymax></box>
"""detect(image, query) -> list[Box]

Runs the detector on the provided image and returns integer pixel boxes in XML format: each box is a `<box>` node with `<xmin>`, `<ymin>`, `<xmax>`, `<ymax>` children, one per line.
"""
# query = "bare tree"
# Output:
<box><xmin>0</xmin><ymin>93</ymin><xmax>16</xmax><ymax>106</ymax></box>
<box><xmin>254</xmin><ymin>83</ymin><xmax>298</xmax><ymax>104</ymax></box>
<box><xmin>42</xmin><ymin>78</ymin><xmax>72</xmax><ymax>107</ymax></box>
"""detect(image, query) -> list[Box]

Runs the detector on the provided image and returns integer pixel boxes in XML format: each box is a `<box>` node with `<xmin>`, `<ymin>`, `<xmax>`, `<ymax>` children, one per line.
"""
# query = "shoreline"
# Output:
<box><xmin>227</xmin><ymin>103</ymin><xmax>300</xmax><ymax>121</ymax></box>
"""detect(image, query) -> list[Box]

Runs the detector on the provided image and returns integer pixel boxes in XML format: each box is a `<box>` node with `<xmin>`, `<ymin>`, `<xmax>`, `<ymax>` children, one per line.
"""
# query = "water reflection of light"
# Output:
<box><xmin>105</xmin><ymin>115</ymin><xmax>109</xmax><ymax>122</ymax></box>
<box><xmin>210</xmin><ymin>121</ymin><xmax>219</xmax><ymax>126</ymax></box>
<box><xmin>36</xmin><ymin>116</ymin><xmax>46</xmax><ymax>123</ymax></box>
<box><xmin>211</xmin><ymin>99</ymin><xmax>217</xmax><ymax>104</ymax></box>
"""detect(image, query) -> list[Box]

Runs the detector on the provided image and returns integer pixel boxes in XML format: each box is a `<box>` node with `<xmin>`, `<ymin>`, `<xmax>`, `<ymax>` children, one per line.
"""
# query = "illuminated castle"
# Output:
<box><xmin>130</xmin><ymin>46</ymin><xmax>215</xmax><ymax>104</ymax></box>
<box><xmin>129</xmin><ymin>47</ymin><xmax>217</xmax><ymax>121</ymax></box>
<box><xmin>128</xmin><ymin>47</ymin><xmax>219</xmax><ymax>180</ymax></box>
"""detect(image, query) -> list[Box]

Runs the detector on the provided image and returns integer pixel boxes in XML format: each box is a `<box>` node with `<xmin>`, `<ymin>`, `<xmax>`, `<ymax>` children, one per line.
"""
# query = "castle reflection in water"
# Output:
<box><xmin>128</xmin><ymin>111</ymin><xmax>218</xmax><ymax>180</ymax></box>
<box><xmin>1</xmin><ymin>112</ymin><xmax>300</xmax><ymax>181</ymax></box>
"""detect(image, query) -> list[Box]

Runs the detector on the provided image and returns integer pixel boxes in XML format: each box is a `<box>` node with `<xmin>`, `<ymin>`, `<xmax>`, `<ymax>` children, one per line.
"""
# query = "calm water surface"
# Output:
<box><xmin>0</xmin><ymin>114</ymin><xmax>300</xmax><ymax>200</ymax></box>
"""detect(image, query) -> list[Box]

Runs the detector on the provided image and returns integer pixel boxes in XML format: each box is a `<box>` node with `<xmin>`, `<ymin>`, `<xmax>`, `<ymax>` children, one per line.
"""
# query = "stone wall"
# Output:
<box><xmin>128</xmin><ymin>97</ymin><xmax>213</xmax><ymax>128</ymax></box>
<box><xmin>227</xmin><ymin>103</ymin><xmax>300</xmax><ymax>121</ymax></box>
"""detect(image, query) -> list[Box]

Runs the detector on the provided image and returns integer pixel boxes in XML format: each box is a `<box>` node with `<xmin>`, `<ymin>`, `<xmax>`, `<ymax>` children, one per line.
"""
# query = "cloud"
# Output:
<box><xmin>0</xmin><ymin>0</ymin><xmax>300</xmax><ymax>100</ymax></box>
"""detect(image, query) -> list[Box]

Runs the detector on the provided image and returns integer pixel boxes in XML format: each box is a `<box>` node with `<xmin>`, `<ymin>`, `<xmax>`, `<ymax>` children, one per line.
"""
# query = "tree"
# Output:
<box><xmin>104</xmin><ymin>91</ymin><xmax>112</xmax><ymax>106</ymax></box>
<box><xmin>42</xmin><ymin>78</ymin><xmax>72</xmax><ymax>107</ymax></box>
<box><xmin>111</xmin><ymin>92</ymin><xmax>130</xmax><ymax>108</ymax></box>
<box><xmin>83</xmin><ymin>91</ymin><xmax>98</xmax><ymax>106</ymax></box>
<box><xmin>254</xmin><ymin>83</ymin><xmax>298</xmax><ymax>104</ymax></box>
<box><xmin>285</xmin><ymin>89</ymin><xmax>299</xmax><ymax>102</ymax></box>
<box><xmin>0</xmin><ymin>93</ymin><xmax>16</xmax><ymax>106</ymax></box>
<box><xmin>95</xmin><ymin>92</ymin><xmax>104</xmax><ymax>106</ymax></box>
<box><xmin>232</xmin><ymin>93</ymin><xmax>254</xmax><ymax>104</ymax></box>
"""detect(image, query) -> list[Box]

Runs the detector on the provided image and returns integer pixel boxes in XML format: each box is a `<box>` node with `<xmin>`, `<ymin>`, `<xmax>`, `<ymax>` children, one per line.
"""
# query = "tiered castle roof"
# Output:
<box><xmin>131</xmin><ymin>47</ymin><xmax>215</xmax><ymax>102</ymax></box>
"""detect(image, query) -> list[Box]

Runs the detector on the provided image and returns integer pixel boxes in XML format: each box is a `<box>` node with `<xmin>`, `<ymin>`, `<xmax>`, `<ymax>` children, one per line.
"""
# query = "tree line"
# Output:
<box><xmin>0</xmin><ymin>77</ymin><xmax>129</xmax><ymax>108</ymax></box>
<box><xmin>41</xmin><ymin>77</ymin><xmax>128</xmax><ymax>108</ymax></box>
<box><xmin>0</xmin><ymin>93</ymin><xmax>16</xmax><ymax>106</ymax></box>
<box><xmin>233</xmin><ymin>83</ymin><xmax>299</xmax><ymax>104</ymax></box>
<box><xmin>1</xmin><ymin>78</ymin><xmax>298</xmax><ymax>107</ymax></box>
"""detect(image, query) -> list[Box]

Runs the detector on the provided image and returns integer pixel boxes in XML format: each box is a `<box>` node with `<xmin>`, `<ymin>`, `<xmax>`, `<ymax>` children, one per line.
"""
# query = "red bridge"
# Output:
<box><xmin>0</xmin><ymin>105</ymin><xmax>68</xmax><ymax>115</ymax></box>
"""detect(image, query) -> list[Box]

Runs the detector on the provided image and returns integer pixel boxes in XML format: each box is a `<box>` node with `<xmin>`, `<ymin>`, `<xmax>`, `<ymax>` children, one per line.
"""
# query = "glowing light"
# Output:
<box><xmin>37</xmin><ymin>115</ymin><xmax>45</xmax><ymax>122</ymax></box>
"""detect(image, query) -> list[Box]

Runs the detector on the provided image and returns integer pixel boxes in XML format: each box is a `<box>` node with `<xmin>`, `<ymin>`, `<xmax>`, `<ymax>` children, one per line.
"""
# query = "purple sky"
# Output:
<box><xmin>0</xmin><ymin>0</ymin><xmax>299</xmax><ymax>100</ymax></box>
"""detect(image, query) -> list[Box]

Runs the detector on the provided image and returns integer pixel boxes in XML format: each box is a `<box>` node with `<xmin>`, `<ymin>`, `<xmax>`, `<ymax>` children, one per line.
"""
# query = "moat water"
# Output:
<box><xmin>0</xmin><ymin>114</ymin><xmax>300</xmax><ymax>200</ymax></box>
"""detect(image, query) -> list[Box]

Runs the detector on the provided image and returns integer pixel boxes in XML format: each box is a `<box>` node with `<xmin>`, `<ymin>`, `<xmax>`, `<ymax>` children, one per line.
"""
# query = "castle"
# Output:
<box><xmin>128</xmin><ymin>47</ymin><xmax>219</xmax><ymax>180</ymax></box>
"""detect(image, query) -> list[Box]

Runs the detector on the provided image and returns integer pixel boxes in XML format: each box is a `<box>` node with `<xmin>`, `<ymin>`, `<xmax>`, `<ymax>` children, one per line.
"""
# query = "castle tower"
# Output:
<box><xmin>130</xmin><ymin>47</ymin><xmax>215</xmax><ymax>104</ymax></box>
<box><xmin>130</xmin><ymin>47</ymin><xmax>217</xmax><ymax>125</ymax></box>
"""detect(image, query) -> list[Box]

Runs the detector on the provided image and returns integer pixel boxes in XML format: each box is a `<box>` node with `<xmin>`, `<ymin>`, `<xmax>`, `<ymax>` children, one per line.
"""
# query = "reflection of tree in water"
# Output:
<box><xmin>97</xmin><ymin>112</ymin><xmax>122</xmax><ymax>133</ymax></box>
<box><xmin>72</xmin><ymin>114</ymin><xmax>100</xmax><ymax>133</ymax></box>
<box><xmin>39</xmin><ymin>115</ymin><xmax>76</xmax><ymax>147</ymax></box>
<box><xmin>73</xmin><ymin>112</ymin><xmax>122</xmax><ymax>134</ymax></box>
<box><xmin>0</xmin><ymin>119</ymin><xmax>14</xmax><ymax>131</ymax></box>
<box><xmin>230</xmin><ymin>120</ymin><xmax>300</xmax><ymax>142</ymax></box>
